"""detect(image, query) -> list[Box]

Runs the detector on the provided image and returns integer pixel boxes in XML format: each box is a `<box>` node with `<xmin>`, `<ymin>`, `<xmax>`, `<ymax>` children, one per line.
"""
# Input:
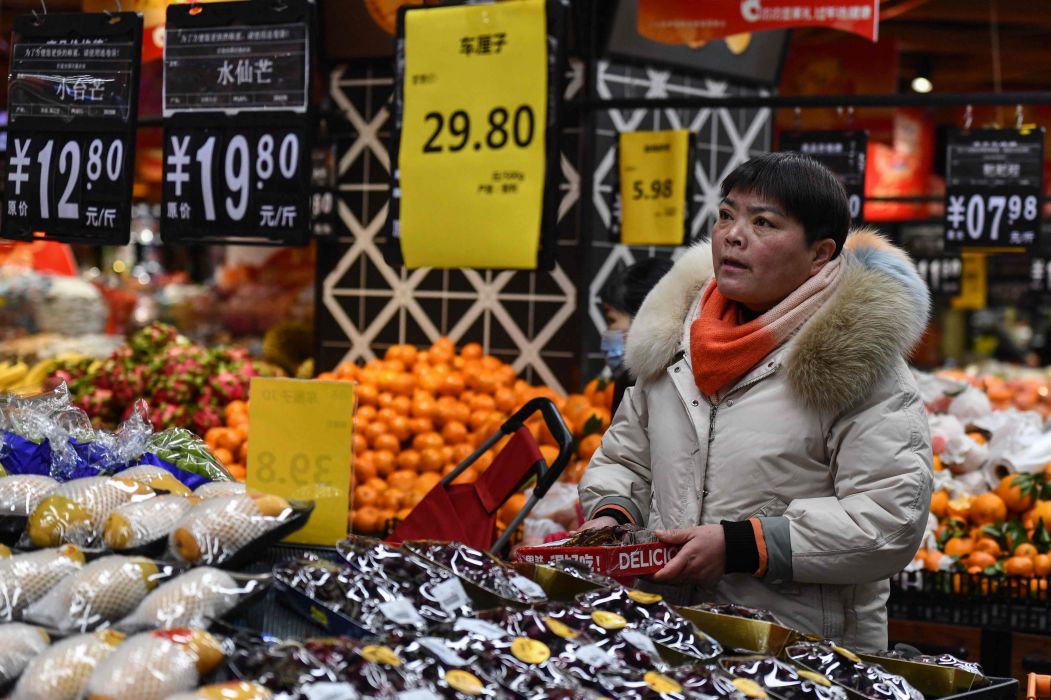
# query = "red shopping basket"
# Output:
<box><xmin>386</xmin><ymin>397</ymin><xmax>573</xmax><ymax>555</ymax></box>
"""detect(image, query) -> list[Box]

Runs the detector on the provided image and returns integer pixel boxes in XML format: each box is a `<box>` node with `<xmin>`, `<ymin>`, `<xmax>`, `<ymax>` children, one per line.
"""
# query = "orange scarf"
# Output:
<box><xmin>690</xmin><ymin>259</ymin><xmax>843</xmax><ymax>397</ymax></box>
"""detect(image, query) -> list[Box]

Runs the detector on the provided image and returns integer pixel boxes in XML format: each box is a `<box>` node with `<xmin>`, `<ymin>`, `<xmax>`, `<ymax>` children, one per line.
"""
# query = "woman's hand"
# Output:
<box><xmin>650</xmin><ymin>525</ymin><xmax>726</xmax><ymax>587</ymax></box>
<box><xmin>573</xmin><ymin>515</ymin><xmax>619</xmax><ymax>533</ymax></box>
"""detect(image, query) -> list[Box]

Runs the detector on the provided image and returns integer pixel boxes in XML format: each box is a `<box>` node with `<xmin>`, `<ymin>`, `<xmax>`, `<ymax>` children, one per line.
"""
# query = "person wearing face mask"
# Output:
<box><xmin>599</xmin><ymin>257</ymin><xmax>674</xmax><ymax>415</ymax></box>
<box><xmin>576</xmin><ymin>152</ymin><xmax>933</xmax><ymax>650</ymax></box>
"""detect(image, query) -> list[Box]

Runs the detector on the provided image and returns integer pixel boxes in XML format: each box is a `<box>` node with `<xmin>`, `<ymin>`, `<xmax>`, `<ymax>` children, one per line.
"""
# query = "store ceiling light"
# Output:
<box><xmin>911</xmin><ymin>76</ymin><xmax>933</xmax><ymax>93</ymax></box>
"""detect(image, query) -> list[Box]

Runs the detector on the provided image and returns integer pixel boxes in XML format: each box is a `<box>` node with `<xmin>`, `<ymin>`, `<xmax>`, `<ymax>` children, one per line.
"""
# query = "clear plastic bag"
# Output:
<box><xmin>102</xmin><ymin>494</ymin><xmax>195</xmax><ymax>550</ymax></box>
<box><xmin>0</xmin><ymin>545</ymin><xmax>85</xmax><ymax>621</ymax></box>
<box><xmin>786</xmin><ymin>642</ymin><xmax>923</xmax><ymax>700</ymax></box>
<box><xmin>0</xmin><ymin>475</ymin><xmax>58</xmax><ymax>517</ymax></box>
<box><xmin>147</xmin><ymin>428</ymin><xmax>233</xmax><ymax>483</ymax></box>
<box><xmin>26</xmin><ymin>476</ymin><xmax>155</xmax><ymax>548</ymax></box>
<box><xmin>82</xmin><ymin>627</ymin><xmax>226</xmax><ymax>700</ymax></box>
<box><xmin>525</xmin><ymin>481</ymin><xmax>581</xmax><ymax>530</ymax></box>
<box><xmin>0</xmin><ymin>623</ymin><xmax>50</xmax><ymax>688</ymax></box>
<box><xmin>119</xmin><ymin>567</ymin><xmax>267</xmax><ymax>631</ymax></box>
<box><xmin>194</xmin><ymin>480</ymin><xmax>247</xmax><ymax>499</ymax></box>
<box><xmin>169</xmin><ymin>493</ymin><xmax>293</xmax><ymax>565</ymax></box>
<box><xmin>113</xmin><ymin>464</ymin><xmax>193</xmax><ymax>496</ymax></box>
<box><xmin>947</xmin><ymin>386</ymin><xmax>992</xmax><ymax>425</ymax></box>
<box><xmin>10</xmin><ymin>628</ymin><xmax>124</xmax><ymax>700</ymax></box>
<box><xmin>23</xmin><ymin>555</ymin><xmax>170</xmax><ymax>633</ymax></box>
<box><xmin>166</xmin><ymin>680</ymin><xmax>274</xmax><ymax>700</ymax></box>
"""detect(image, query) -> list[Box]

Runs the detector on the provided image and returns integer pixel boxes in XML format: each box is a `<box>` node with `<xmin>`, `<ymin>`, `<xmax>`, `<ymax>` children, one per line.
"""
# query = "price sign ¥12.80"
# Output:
<box><xmin>618</xmin><ymin>130</ymin><xmax>690</xmax><ymax>246</ymax></box>
<box><xmin>3</xmin><ymin>12</ymin><xmax>142</xmax><ymax>244</ymax></box>
<box><xmin>944</xmin><ymin>128</ymin><xmax>1044</xmax><ymax>250</ymax></box>
<box><xmin>246</xmin><ymin>378</ymin><xmax>355</xmax><ymax>546</ymax></box>
<box><xmin>394</xmin><ymin>0</ymin><xmax>552</xmax><ymax>269</ymax></box>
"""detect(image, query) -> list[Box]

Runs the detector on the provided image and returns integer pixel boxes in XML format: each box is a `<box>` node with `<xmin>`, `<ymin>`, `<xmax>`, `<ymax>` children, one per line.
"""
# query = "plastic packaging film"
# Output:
<box><xmin>0</xmin><ymin>623</ymin><xmax>50</xmax><ymax>687</ymax></box>
<box><xmin>0</xmin><ymin>545</ymin><xmax>85</xmax><ymax>621</ymax></box>
<box><xmin>193</xmin><ymin>480</ymin><xmax>247</xmax><ymax>500</ymax></box>
<box><xmin>102</xmin><ymin>494</ymin><xmax>196</xmax><ymax>550</ymax></box>
<box><xmin>169</xmin><ymin>493</ymin><xmax>293</xmax><ymax>565</ymax></box>
<box><xmin>112</xmin><ymin>464</ymin><xmax>193</xmax><ymax>497</ymax></box>
<box><xmin>23</xmin><ymin>555</ymin><xmax>165</xmax><ymax>632</ymax></box>
<box><xmin>166</xmin><ymin>680</ymin><xmax>274</xmax><ymax>700</ymax></box>
<box><xmin>119</xmin><ymin>567</ymin><xmax>263</xmax><ymax>631</ymax></box>
<box><xmin>0</xmin><ymin>475</ymin><xmax>58</xmax><ymax>517</ymax></box>
<box><xmin>26</xmin><ymin>476</ymin><xmax>155</xmax><ymax>548</ymax></box>
<box><xmin>9</xmin><ymin>629</ymin><xmax>124</xmax><ymax>700</ymax></box>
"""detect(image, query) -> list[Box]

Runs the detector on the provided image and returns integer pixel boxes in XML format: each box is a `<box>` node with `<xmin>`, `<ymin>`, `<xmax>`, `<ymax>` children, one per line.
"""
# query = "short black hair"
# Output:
<box><xmin>600</xmin><ymin>257</ymin><xmax>675</xmax><ymax>316</ymax></box>
<box><xmin>719</xmin><ymin>152</ymin><xmax>850</xmax><ymax>257</ymax></box>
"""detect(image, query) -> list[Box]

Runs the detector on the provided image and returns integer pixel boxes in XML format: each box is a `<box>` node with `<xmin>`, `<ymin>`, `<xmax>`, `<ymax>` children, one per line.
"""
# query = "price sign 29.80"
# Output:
<box><xmin>945</xmin><ymin>189</ymin><xmax>1040</xmax><ymax>247</ymax></box>
<box><xmin>163</xmin><ymin>127</ymin><xmax>308</xmax><ymax>242</ymax></box>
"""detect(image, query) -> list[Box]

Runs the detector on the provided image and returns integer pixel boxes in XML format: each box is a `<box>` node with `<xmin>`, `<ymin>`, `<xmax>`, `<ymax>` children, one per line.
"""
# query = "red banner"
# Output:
<box><xmin>638</xmin><ymin>0</ymin><xmax>881</xmax><ymax>45</ymax></box>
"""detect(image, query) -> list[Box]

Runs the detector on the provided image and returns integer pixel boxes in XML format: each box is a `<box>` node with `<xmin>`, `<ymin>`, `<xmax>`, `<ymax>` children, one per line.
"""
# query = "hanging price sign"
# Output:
<box><xmin>913</xmin><ymin>256</ymin><xmax>962</xmax><ymax>296</ymax></box>
<box><xmin>618</xmin><ymin>130</ymin><xmax>690</xmax><ymax>246</ymax></box>
<box><xmin>944</xmin><ymin>128</ymin><xmax>1044</xmax><ymax>250</ymax></box>
<box><xmin>386</xmin><ymin>0</ymin><xmax>567</xmax><ymax>270</ymax></box>
<box><xmin>950</xmin><ymin>252</ymin><xmax>987</xmax><ymax>311</ymax></box>
<box><xmin>3</xmin><ymin>12</ymin><xmax>142</xmax><ymax>245</ymax></box>
<box><xmin>247</xmin><ymin>378</ymin><xmax>355</xmax><ymax>546</ymax></box>
<box><xmin>161</xmin><ymin>0</ymin><xmax>313</xmax><ymax>246</ymax></box>
<box><xmin>780</xmin><ymin>130</ymin><xmax>867</xmax><ymax>225</ymax></box>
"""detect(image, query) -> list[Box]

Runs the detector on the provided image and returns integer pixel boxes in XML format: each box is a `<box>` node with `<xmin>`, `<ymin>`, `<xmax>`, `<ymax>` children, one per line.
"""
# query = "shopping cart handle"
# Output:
<box><xmin>505</xmin><ymin>397</ymin><xmax>574</xmax><ymax>499</ymax></box>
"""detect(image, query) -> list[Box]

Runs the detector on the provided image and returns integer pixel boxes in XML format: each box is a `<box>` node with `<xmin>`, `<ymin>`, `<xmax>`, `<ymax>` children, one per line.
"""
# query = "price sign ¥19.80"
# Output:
<box><xmin>618</xmin><ymin>130</ymin><xmax>690</xmax><ymax>246</ymax></box>
<box><xmin>392</xmin><ymin>0</ymin><xmax>556</xmax><ymax>269</ymax></box>
<box><xmin>944</xmin><ymin>128</ymin><xmax>1044</xmax><ymax>250</ymax></box>
<box><xmin>3</xmin><ymin>12</ymin><xmax>142</xmax><ymax>244</ymax></box>
<box><xmin>246</xmin><ymin>378</ymin><xmax>355</xmax><ymax>546</ymax></box>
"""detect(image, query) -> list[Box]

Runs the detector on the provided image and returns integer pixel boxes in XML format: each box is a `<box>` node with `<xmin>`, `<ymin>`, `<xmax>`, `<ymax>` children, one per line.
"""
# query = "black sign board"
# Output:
<box><xmin>309</xmin><ymin>144</ymin><xmax>336</xmax><ymax>237</ymax></box>
<box><xmin>944</xmin><ymin>128</ymin><xmax>1044</xmax><ymax>250</ymax></box>
<box><xmin>161</xmin><ymin>0</ymin><xmax>313</xmax><ymax>246</ymax></box>
<box><xmin>780</xmin><ymin>130</ymin><xmax>867</xmax><ymax>224</ymax></box>
<box><xmin>914</xmin><ymin>256</ymin><xmax>962</xmax><ymax>297</ymax></box>
<box><xmin>3</xmin><ymin>12</ymin><xmax>142</xmax><ymax>245</ymax></box>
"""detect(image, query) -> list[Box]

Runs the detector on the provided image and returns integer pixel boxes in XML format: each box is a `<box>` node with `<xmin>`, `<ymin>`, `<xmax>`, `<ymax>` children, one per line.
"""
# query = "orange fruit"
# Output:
<box><xmin>413</xmin><ymin>431</ymin><xmax>445</xmax><ymax>451</ymax></box>
<box><xmin>932</xmin><ymin>454</ymin><xmax>943</xmax><ymax>472</ymax></box>
<box><xmin>357</xmin><ymin>405</ymin><xmax>378</xmax><ymax>421</ymax></box>
<box><xmin>451</xmin><ymin>467</ymin><xmax>478</xmax><ymax>485</ymax></box>
<box><xmin>376</xmin><ymin>408</ymin><xmax>398</xmax><ymax>425</ymax></box>
<box><xmin>204</xmin><ymin>427</ymin><xmax>226</xmax><ymax>450</ymax></box>
<box><xmin>924</xmin><ymin>550</ymin><xmax>945</xmax><ymax>572</ymax></box>
<box><xmin>373</xmin><ymin>450</ymin><xmax>396</xmax><ymax>477</ymax></box>
<box><xmin>441</xmin><ymin>421</ymin><xmax>469</xmax><ymax>445</ymax></box>
<box><xmin>352</xmin><ymin>433</ymin><xmax>368</xmax><ymax>456</ymax></box>
<box><xmin>943</xmin><ymin>537</ymin><xmax>974</xmax><ymax>557</ymax></box>
<box><xmin>415</xmin><ymin>472</ymin><xmax>442</xmax><ymax>492</ymax></box>
<box><xmin>419</xmin><ymin>448</ymin><xmax>445</xmax><ymax>473</ymax></box>
<box><xmin>391</xmin><ymin>374</ymin><xmax>416</xmax><ymax>397</ymax></box>
<box><xmin>412</xmin><ymin>397</ymin><xmax>438</xmax><ymax>420</ymax></box>
<box><xmin>473</xmin><ymin>451</ymin><xmax>494</xmax><ymax>473</ymax></box>
<box><xmin>396</xmin><ymin>449</ymin><xmax>422</xmax><ymax>472</ymax></box>
<box><xmin>373</xmin><ymin>433</ymin><xmax>400</xmax><ymax>454</ymax></box>
<box><xmin>965</xmin><ymin>551</ymin><xmax>997</xmax><ymax>570</ymax></box>
<box><xmin>1015</xmin><ymin>543</ymin><xmax>1039</xmax><ymax>558</ymax></box>
<box><xmin>494</xmin><ymin>387</ymin><xmax>517</xmax><ymax>413</ymax></box>
<box><xmin>363</xmin><ymin>422</ymin><xmax>388</xmax><ymax>447</ymax></box>
<box><xmin>1005</xmin><ymin>555</ymin><xmax>1035</xmax><ymax>577</ymax></box>
<box><xmin>539</xmin><ymin>445</ymin><xmax>561</xmax><ymax>468</ymax></box>
<box><xmin>357</xmin><ymin>384</ymin><xmax>379</xmax><ymax>406</ymax></box>
<box><xmin>562</xmin><ymin>395</ymin><xmax>592</xmax><ymax>424</ymax></box>
<box><xmin>967</xmin><ymin>431</ymin><xmax>988</xmax><ymax>445</ymax></box>
<box><xmin>1032</xmin><ymin>501</ymin><xmax>1051</xmax><ymax>528</ymax></box>
<box><xmin>388</xmin><ymin>470</ymin><xmax>417</xmax><ymax>492</ymax></box>
<box><xmin>562</xmin><ymin>460</ymin><xmax>587</xmax><ymax>484</ymax></box>
<box><xmin>215</xmin><ymin>429</ymin><xmax>241</xmax><ymax>452</ymax></box>
<box><xmin>224</xmin><ymin>400</ymin><xmax>248</xmax><ymax>422</ymax></box>
<box><xmin>460</xmin><ymin>342</ymin><xmax>484</xmax><ymax>360</ymax></box>
<box><xmin>380</xmin><ymin>488</ymin><xmax>405</xmax><ymax>511</ymax></box>
<box><xmin>930</xmin><ymin>491</ymin><xmax>950</xmax><ymax>519</ymax></box>
<box><xmin>468</xmin><ymin>409</ymin><xmax>494</xmax><ymax>432</ymax></box>
<box><xmin>575</xmin><ymin>407</ymin><xmax>611</xmax><ymax>438</ymax></box>
<box><xmin>352</xmin><ymin>505</ymin><xmax>382</xmax><ymax>534</ymax></box>
<box><xmin>970</xmin><ymin>493</ymin><xmax>1007</xmax><ymax>526</ymax></box>
<box><xmin>391</xmin><ymin>395</ymin><xmax>412</xmax><ymax>416</ymax></box>
<box><xmin>226</xmin><ymin>464</ymin><xmax>246</xmax><ymax>482</ymax></box>
<box><xmin>353</xmin><ymin>484</ymin><xmax>380</xmax><ymax>509</ymax></box>
<box><xmin>354</xmin><ymin>459</ymin><xmax>377</xmax><ymax>484</ymax></box>
<box><xmin>408</xmin><ymin>417</ymin><xmax>435</xmax><ymax>436</ymax></box>
<box><xmin>212</xmin><ymin>447</ymin><xmax>233</xmax><ymax>466</ymax></box>
<box><xmin>946</xmin><ymin>495</ymin><xmax>974</xmax><ymax>522</ymax></box>
<box><xmin>1034</xmin><ymin>554</ymin><xmax>1051</xmax><ymax>577</ymax></box>
<box><xmin>387</xmin><ymin>416</ymin><xmax>412</xmax><ymax>442</ymax></box>
<box><xmin>468</xmin><ymin>393</ymin><xmax>497</xmax><ymax>413</ymax></box>
<box><xmin>499</xmin><ymin>493</ymin><xmax>527</xmax><ymax>526</ymax></box>
<box><xmin>238</xmin><ymin>441</ymin><xmax>249</xmax><ymax>465</ymax></box>
<box><xmin>365</xmin><ymin>477</ymin><xmax>388</xmax><ymax>493</ymax></box>
<box><xmin>577</xmin><ymin>434</ymin><xmax>602</xmax><ymax>464</ymax></box>
<box><xmin>438</xmin><ymin>374</ymin><xmax>466</xmax><ymax>397</ymax></box>
<box><xmin>441</xmin><ymin>445</ymin><xmax>454</xmax><ymax>465</ymax></box>
<box><xmin>974</xmin><ymin>537</ymin><xmax>1002</xmax><ymax>558</ymax></box>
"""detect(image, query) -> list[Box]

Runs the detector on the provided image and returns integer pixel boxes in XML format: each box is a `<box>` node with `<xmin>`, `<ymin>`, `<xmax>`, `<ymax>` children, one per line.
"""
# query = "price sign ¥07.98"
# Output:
<box><xmin>246</xmin><ymin>378</ymin><xmax>355</xmax><ymax>546</ymax></box>
<box><xmin>618</xmin><ymin>130</ymin><xmax>690</xmax><ymax>246</ymax></box>
<box><xmin>3</xmin><ymin>12</ymin><xmax>142</xmax><ymax>244</ymax></box>
<box><xmin>944</xmin><ymin>128</ymin><xmax>1044</xmax><ymax>250</ymax></box>
<box><xmin>391</xmin><ymin>0</ymin><xmax>559</xmax><ymax>269</ymax></box>
<box><xmin>161</xmin><ymin>1</ymin><xmax>313</xmax><ymax>246</ymax></box>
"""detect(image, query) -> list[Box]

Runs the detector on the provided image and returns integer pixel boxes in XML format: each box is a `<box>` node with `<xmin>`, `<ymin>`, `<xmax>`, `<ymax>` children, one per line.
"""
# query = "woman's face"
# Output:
<box><xmin>712</xmin><ymin>189</ymin><xmax>836</xmax><ymax>312</ymax></box>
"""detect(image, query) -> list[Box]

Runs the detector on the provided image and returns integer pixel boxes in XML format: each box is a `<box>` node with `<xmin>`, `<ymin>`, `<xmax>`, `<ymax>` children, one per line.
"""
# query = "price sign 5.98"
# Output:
<box><xmin>618</xmin><ymin>130</ymin><xmax>690</xmax><ymax>246</ymax></box>
<box><xmin>163</xmin><ymin>127</ymin><xmax>308</xmax><ymax>241</ymax></box>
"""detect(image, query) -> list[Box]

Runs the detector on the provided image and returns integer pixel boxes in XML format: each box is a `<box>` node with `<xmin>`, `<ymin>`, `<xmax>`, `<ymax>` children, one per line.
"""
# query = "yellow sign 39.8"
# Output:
<box><xmin>397</xmin><ymin>0</ymin><xmax>549</xmax><ymax>269</ymax></box>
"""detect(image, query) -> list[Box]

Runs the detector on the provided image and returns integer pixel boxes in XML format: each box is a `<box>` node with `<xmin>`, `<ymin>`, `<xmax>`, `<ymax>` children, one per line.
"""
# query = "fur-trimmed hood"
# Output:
<box><xmin>625</xmin><ymin>228</ymin><xmax>931</xmax><ymax>415</ymax></box>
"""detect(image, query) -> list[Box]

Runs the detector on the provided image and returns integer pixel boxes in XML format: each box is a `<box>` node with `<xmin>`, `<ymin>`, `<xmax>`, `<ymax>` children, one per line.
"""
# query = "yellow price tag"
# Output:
<box><xmin>246</xmin><ymin>378</ymin><xmax>354</xmax><ymax>546</ymax></box>
<box><xmin>950</xmin><ymin>252</ymin><xmax>986</xmax><ymax>311</ymax></box>
<box><xmin>619</xmin><ymin>129</ymin><xmax>690</xmax><ymax>245</ymax></box>
<box><xmin>398</xmin><ymin>0</ymin><xmax>548</xmax><ymax>269</ymax></box>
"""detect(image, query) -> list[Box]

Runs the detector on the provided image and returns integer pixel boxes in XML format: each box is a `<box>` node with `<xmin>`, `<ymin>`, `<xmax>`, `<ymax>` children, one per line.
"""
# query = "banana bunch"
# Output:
<box><xmin>0</xmin><ymin>352</ymin><xmax>88</xmax><ymax>396</ymax></box>
<box><xmin>0</xmin><ymin>361</ymin><xmax>30</xmax><ymax>392</ymax></box>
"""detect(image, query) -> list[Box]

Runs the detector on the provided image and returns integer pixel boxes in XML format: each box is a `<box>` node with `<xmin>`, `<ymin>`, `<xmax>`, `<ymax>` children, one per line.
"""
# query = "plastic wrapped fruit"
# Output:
<box><xmin>166</xmin><ymin>680</ymin><xmax>273</xmax><ymax>700</ymax></box>
<box><xmin>786</xmin><ymin>642</ymin><xmax>923</xmax><ymax>700</ymax></box>
<box><xmin>536</xmin><ymin>602</ymin><xmax>665</xmax><ymax>673</ymax></box>
<box><xmin>0</xmin><ymin>623</ymin><xmax>50</xmax><ymax>688</ymax></box>
<box><xmin>103</xmin><ymin>495</ymin><xmax>195</xmax><ymax>550</ymax></box>
<box><xmin>120</xmin><ymin>567</ymin><xmax>263</xmax><ymax>630</ymax></box>
<box><xmin>227</xmin><ymin>637</ymin><xmax>337</xmax><ymax>694</ymax></box>
<box><xmin>27</xmin><ymin>477</ymin><xmax>155</xmax><ymax>548</ymax></box>
<box><xmin>386</xmin><ymin>633</ymin><xmax>507</xmax><ymax>699</ymax></box>
<box><xmin>114</xmin><ymin>465</ymin><xmax>192</xmax><ymax>497</ymax></box>
<box><xmin>82</xmin><ymin>627</ymin><xmax>225</xmax><ymax>700</ymax></box>
<box><xmin>577</xmin><ymin>587</ymin><xmax>722</xmax><ymax>661</ymax></box>
<box><xmin>193</xmin><ymin>481</ymin><xmax>247</xmax><ymax>500</ymax></box>
<box><xmin>0</xmin><ymin>545</ymin><xmax>85</xmax><ymax>621</ymax></box>
<box><xmin>598</xmin><ymin>664</ymin><xmax>745</xmax><ymax>700</ymax></box>
<box><xmin>24</xmin><ymin>555</ymin><xmax>165</xmax><ymax>632</ymax></box>
<box><xmin>695</xmin><ymin>603</ymin><xmax>783</xmax><ymax>625</ymax></box>
<box><xmin>10</xmin><ymin>629</ymin><xmax>124</xmax><ymax>700</ymax></box>
<box><xmin>303</xmin><ymin>637</ymin><xmax>417</xmax><ymax>696</ymax></box>
<box><xmin>0</xmin><ymin>475</ymin><xmax>58</xmax><ymax>517</ymax></box>
<box><xmin>406</xmin><ymin>540</ymin><xmax>548</xmax><ymax>605</ymax></box>
<box><xmin>721</xmin><ymin>657</ymin><xmax>849</xmax><ymax>700</ymax></box>
<box><xmin>169</xmin><ymin>493</ymin><xmax>293</xmax><ymax>565</ymax></box>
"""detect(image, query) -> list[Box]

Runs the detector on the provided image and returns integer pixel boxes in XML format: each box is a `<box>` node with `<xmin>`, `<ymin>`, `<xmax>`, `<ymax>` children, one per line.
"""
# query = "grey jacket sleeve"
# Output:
<box><xmin>577</xmin><ymin>382</ymin><xmax>653</xmax><ymax>526</ymax></box>
<box><xmin>766</xmin><ymin>362</ymin><xmax>933</xmax><ymax>585</ymax></box>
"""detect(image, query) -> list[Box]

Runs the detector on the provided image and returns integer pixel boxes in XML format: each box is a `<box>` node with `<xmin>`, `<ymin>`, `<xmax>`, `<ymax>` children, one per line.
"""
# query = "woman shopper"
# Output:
<box><xmin>577</xmin><ymin>152</ymin><xmax>933</xmax><ymax>650</ymax></box>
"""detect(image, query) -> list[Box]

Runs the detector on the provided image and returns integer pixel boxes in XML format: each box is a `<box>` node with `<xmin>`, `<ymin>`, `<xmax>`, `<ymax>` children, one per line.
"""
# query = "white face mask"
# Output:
<box><xmin>601</xmin><ymin>329</ymin><xmax>627</xmax><ymax>374</ymax></box>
